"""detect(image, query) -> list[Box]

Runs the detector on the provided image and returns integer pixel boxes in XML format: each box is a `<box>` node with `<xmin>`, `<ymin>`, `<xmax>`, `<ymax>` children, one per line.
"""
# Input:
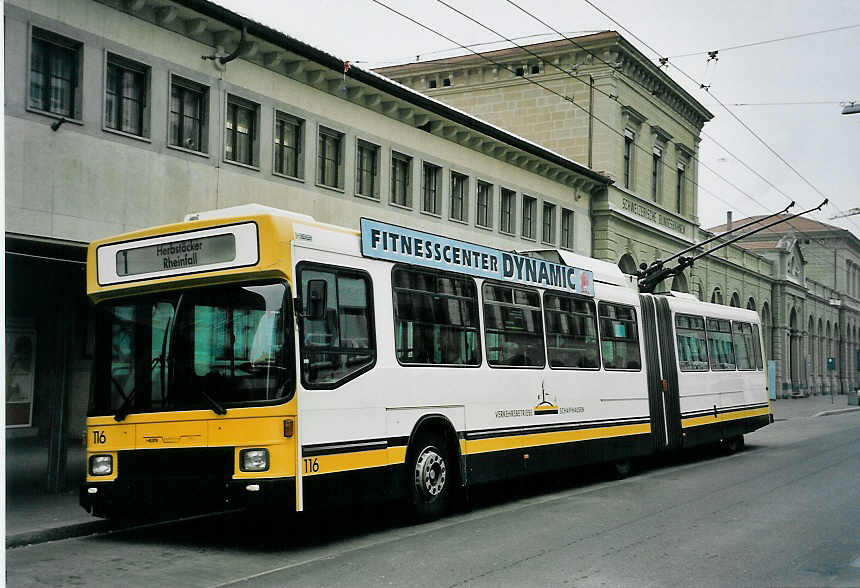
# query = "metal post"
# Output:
<box><xmin>46</xmin><ymin>297</ymin><xmax>74</xmax><ymax>493</ymax></box>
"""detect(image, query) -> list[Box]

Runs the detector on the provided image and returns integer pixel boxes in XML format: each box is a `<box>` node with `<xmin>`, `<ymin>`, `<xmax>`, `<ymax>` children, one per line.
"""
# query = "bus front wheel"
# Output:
<box><xmin>409</xmin><ymin>438</ymin><xmax>452</xmax><ymax>521</ymax></box>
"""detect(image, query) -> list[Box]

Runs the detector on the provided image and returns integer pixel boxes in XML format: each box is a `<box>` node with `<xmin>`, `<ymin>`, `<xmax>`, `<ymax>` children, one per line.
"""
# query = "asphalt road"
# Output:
<box><xmin>8</xmin><ymin>412</ymin><xmax>860</xmax><ymax>587</ymax></box>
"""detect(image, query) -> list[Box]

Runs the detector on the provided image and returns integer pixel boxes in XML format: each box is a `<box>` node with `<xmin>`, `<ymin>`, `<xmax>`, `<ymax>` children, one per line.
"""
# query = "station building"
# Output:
<box><xmin>4</xmin><ymin>0</ymin><xmax>609</xmax><ymax>489</ymax></box>
<box><xmin>375</xmin><ymin>34</ymin><xmax>859</xmax><ymax>397</ymax></box>
<box><xmin>705</xmin><ymin>215</ymin><xmax>860</xmax><ymax>398</ymax></box>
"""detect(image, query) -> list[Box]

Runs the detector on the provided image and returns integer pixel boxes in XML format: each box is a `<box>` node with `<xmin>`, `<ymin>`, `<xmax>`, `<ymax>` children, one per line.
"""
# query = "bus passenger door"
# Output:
<box><xmin>655</xmin><ymin>297</ymin><xmax>682</xmax><ymax>450</ymax></box>
<box><xmin>639</xmin><ymin>295</ymin><xmax>670</xmax><ymax>451</ymax></box>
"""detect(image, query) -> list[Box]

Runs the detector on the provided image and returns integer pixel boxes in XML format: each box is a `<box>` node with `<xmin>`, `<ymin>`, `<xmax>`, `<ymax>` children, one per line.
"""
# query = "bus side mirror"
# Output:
<box><xmin>306</xmin><ymin>279</ymin><xmax>327</xmax><ymax>321</ymax></box>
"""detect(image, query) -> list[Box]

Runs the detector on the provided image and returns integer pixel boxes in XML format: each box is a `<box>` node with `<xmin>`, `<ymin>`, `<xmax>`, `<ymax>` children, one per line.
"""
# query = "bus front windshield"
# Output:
<box><xmin>90</xmin><ymin>281</ymin><xmax>293</xmax><ymax>418</ymax></box>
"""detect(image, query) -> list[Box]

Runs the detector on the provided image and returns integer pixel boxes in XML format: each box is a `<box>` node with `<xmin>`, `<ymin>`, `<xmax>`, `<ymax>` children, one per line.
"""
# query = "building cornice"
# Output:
<box><xmin>93</xmin><ymin>0</ymin><xmax>610</xmax><ymax>192</ymax></box>
<box><xmin>376</xmin><ymin>32</ymin><xmax>714</xmax><ymax>131</ymax></box>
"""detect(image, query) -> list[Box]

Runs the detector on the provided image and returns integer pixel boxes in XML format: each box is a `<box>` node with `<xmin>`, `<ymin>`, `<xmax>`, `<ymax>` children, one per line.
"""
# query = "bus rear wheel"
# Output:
<box><xmin>722</xmin><ymin>435</ymin><xmax>744</xmax><ymax>454</ymax></box>
<box><xmin>409</xmin><ymin>438</ymin><xmax>452</xmax><ymax>521</ymax></box>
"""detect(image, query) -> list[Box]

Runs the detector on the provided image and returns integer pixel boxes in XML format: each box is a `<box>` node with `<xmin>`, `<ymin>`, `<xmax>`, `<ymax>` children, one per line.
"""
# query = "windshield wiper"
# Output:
<box><xmin>113</xmin><ymin>385</ymin><xmax>135</xmax><ymax>422</ymax></box>
<box><xmin>196</xmin><ymin>379</ymin><xmax>227</xmax><ymax>416</ymax></box>
<box><xmin>114</xmin><ymin>355</ymin><xmax>164</xmax><ymax>421</ymax></box>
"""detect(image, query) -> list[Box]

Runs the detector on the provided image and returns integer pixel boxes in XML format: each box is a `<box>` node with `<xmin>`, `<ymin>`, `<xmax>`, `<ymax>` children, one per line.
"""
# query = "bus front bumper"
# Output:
<box><xmin>80</xmin><ymin>477</ymin><xmax>296</xmax><ymax>519</ymax></box>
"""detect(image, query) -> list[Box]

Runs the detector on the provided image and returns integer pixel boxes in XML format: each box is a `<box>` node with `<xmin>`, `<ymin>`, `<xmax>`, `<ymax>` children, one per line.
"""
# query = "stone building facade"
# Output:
<box><xmin>4</xmin><ymin>0</ymin><xmax>608</xmax><ymax>488</ymax></box>
<box><xmin>376</xmin><ymin>33</ymin><xmax>780</xmax><ymax>383</ymax></box>
<box><xmin>707</xmin><ymin>215</ymin><xmax>860</xmax><ymax>398</ymax></box>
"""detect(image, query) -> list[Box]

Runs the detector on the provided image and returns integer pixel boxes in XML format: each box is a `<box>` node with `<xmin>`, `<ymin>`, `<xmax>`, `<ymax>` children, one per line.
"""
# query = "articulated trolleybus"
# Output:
<box><xmin>81</xmin><ymin>205</ymin><xmax>770</xmax><ymax>519</ymax></box>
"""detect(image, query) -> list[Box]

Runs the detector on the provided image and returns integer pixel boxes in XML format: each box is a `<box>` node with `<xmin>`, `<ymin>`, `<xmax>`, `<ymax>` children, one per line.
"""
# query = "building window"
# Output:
<box><xmin>483</xmin><ymin>283</ymin><xmax>545</xmax><ymax>367</ymax></box>
<box><xmin>422</xmin><ymin>162</ymin><xmax>441</xmax><ymax>215</ymax></box>
<box><xmin>500</xmin><ymin>188</ymin><xmax>516</xmax><ymax>234</ymax></box>
<box><xmin>29</xmin><ymin>29</ymin><xmax>81</xmax><ymax>118</ymax></box>
<box><xmin>476</xmin><ymin>181</ymin><xmax>492</xmax><ymax>228</ymax></box>
<box><xmin>105</xmin><ymin>54</ymin><xmax>149</xmax><ymax>137</ymax></box>
<box><xmin>317</xmin><ymin>126</ymin><xmax>344</xmax><ymax>188</ymax></box>
<box><xmin>169</xmin><ymin>76</ymin><xmax>208</xmax><ymax>153</ymax></box>
<box><xmin>392</xmin><ymin>266</ymin><xmax>480</xmax><ymax>366</ymax></box>
<box><xmin>450</xmin><ymin>172</ymin><xmax>468</xmax><ymax>222</ymax></box>
<box><xmin>522</xmin><ymin>195</ymin><xmax>537</xmax><ymax>240</ymax></box>
<box><xmin>274</xmin><ymin>112</ymin><xmax>303</xmax><ymax>178</ymax></box>
<box><xmin>560</xmin><ymin>209</ymin><xmax>574</xmax><ymax>249</ymax></box>
<box><xmin>651</xmin><ymin>147</ymin><xmax>662</xmax><ymax>202</ymax></box>
<box><xmin>225</xmin><ymin>96</ymin><xmax>258</xmax><ymax>166</ymax></box>
<box><xmin>391</xmin><ymin>152</ymin><xmax>411</xmax><ymax>207</ymax></box>
<box><xmin>542</xmin><ymin>202</ymin><xmax>556</xmax><ymax>244</ymax></box>
<box><xmin>676</xmin><ymin>163</ymin><xmax>686</xmax><ymax>213</ymax></box>
<box><xmin>623</xmin><ymin>131</ymin><xmax>634</xmax><ymax>189</ymax></box>
<box><xmin>356</xmin><ymin>140</ymin><xmax>379</xmax><ymax>198</ymax></box>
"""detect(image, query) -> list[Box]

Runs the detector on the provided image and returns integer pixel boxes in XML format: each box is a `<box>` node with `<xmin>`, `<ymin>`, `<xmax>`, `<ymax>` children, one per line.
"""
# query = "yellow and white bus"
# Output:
<box><xmin>81</xmin><ymin>205</ymin><xmax>770</xmax><ymax>520</ymax></box>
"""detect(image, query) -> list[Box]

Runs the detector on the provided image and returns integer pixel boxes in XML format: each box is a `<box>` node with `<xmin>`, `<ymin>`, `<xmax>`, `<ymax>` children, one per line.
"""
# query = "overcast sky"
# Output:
<box><xmin>218</xmin><ymin>0</ymin><xmax>860</xmax><ymax>240</ymax></box>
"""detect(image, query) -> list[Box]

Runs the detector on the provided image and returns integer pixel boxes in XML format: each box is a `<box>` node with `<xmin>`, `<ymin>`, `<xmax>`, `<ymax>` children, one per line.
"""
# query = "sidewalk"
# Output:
<box><xmin>6</xmin><ymin>395</ymin><xmax>860</xmax><ymax>549</ymax></box>
<box><xmin>5</xmin><ymin>437</ymin><xmax>117</xmax><ymax>549</ymax></box>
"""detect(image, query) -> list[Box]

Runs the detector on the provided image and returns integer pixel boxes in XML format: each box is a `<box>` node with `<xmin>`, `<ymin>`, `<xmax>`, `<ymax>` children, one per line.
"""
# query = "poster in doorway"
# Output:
<box><xmin>6</xmin><ymin>328</ymin><xmax>36</xmax><ymax>427</ymax></box>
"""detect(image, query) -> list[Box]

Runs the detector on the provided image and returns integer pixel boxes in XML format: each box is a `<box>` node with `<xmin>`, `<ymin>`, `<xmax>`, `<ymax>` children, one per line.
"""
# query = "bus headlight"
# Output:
<box><xmin>240</xmin><ymin>448</ymin><xmax>269</xmax><ymax>472</ymax></box>
<box><xmin>89</xmin><ymin>455</ymin><xmax>113</xmax><ymax>476</ymax></box>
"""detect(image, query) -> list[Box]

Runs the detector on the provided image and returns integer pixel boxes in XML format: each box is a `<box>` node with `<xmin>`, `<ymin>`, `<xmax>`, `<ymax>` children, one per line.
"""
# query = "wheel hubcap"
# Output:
<box><xmin>414</xmin><ymin>447</ymin><xmax>447</xmax><ymax>501</ymax></box>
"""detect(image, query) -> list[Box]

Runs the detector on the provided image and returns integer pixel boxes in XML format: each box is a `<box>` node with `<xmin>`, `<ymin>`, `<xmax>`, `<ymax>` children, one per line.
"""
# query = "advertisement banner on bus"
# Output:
<box><xmin>360</xmin><ymin>218</ymin><xmax>594</xmax><ymax>296</ymax></box>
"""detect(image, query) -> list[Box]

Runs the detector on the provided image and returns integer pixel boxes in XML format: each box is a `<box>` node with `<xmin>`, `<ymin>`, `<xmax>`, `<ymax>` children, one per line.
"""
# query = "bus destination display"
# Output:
<box><xmin>116</xmin><ymin>233</ymin><xmax>236</xmax><ymax>276</ymax></box>
<box><xmin>360</xmin><ymin>218</ymin><xmax>594</xmax><ymax>296</ymax></box>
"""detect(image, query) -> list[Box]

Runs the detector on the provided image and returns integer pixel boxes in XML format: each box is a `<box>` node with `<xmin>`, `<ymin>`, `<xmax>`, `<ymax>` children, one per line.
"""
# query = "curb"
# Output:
<box><xmin>812</xmin><ymin>407</ymin><xmax>860</xmax><ymax>418</ymax></box>
<box><xmin>6</xmin><ymin>520</ymin><xmax>116</xmax><ymax>549</ymax></box>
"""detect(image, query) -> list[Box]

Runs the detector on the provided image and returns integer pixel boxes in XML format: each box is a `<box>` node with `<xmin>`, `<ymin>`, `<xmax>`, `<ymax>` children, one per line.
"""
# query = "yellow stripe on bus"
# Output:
<box><xmin>681</xmin><ymin>406</ymin><xmax>771</xmax><ymax>429</ymax></box>
<box><xmin>302</xmin><ymin>422</ymin><xmax>651</xmax><ymax>476</ymax></box>
<box><xmin>302</xmin><ymin>445</ymin><xmax>409</xmax><ymax>477</ymax></box>
<box><xmin>465</xmin><ymin>422</ymin><xmax>652</xmax><ymax>455</ymax></box>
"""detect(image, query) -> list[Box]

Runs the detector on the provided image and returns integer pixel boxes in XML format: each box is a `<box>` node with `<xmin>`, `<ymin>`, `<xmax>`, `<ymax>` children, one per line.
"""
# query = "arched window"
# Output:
<box><xmin>761</xmin><ymin>302</ymin><xmax>771</xmax><ymax>361</ymax></box>
<box><xmin>711</xmin><ymin>287</ymin><xmax>723</xmax><ymax>305</ymax></box>
<box><xmin>808</xmin><ymin>315</ymin><xmax>816</xmax><ymax>374</ymax></box>
<box><xmin>729</xmin><ymin>292</ymin><xmax>740</xmax><ymax>307</ymax></box>
<box><xmin>670</xmin><ymin>273</ymin><xmax>689</xmax><ymax>293</ymax></box>
<box><xmin>692</xmin><ymin>281</ymin><xmax>703</xmax><ymax>301</ymax></box>
<box><xmin>746</xmin><ymin>298</ymin><xmax>756</xmax><ymax>311</ymax></box>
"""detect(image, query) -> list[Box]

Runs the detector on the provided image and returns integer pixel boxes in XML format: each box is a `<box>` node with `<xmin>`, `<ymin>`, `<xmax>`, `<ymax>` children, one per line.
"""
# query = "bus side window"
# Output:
<box><xmin>598</xmin><ymin>302</ymin><xmax>641</xmax><ymax>371</ymax></box>
<box><xmin>298</xmin><ymin>264</ymin><xmax>375</xmax><ymax>388</ymax></box>
<box><xmin>706</xmin><ymin>318</ymin><xmax>736</xmax><ymax>371</ymax></box>
<box><xmin>732</xmin><ymin>321</ymin><xmax>756</xmax><ymax>371</ymax></box>
<box><xmin>483</xmin><ymin>283</ymin><xmax>545</xmax><ymax>368</ymax></box>
<box><xmin>675</xmin><ymin>314</ymin><xmax>708</xmax><ymax>372</ymax></box>
<box><xmin>392</xmin><ymin>266</ymin><xmax>480</xmax><ymax>366</ymax></box>
<box><xmin>752</xmin><ymin>323</ymin><xmax>764</xmax><ymax>369</ymax></box>
<box><xmin>543</xmin><ymin>293</ymin><xmax>599</xmax><ymax>369</ymax></box>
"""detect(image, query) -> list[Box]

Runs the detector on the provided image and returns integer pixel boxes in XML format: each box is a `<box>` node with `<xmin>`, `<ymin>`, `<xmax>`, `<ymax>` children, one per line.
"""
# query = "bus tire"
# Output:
<box><xmin>723</xmin><ymin>435</ymin><xmax>744</xmax><ymax>454</ymax></box>
<box><xmin>613</xmin><ymin>459</ymin><xmax>633</xmax><ymax>479</ymax></box>
<box><xmin>408</xmin><ymin>436</ymin><xmax>452</xmax><ymax>521</ymax></box>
